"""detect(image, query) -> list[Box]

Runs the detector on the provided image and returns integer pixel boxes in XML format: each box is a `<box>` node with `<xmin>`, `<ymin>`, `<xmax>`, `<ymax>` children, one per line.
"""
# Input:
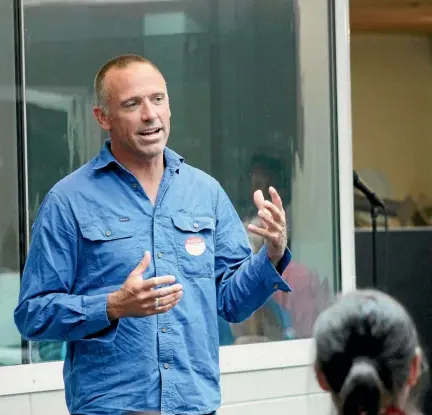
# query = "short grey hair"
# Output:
<box><xmin>94</xmin><ymin>54</ymin><xmax>162</xmax><ymax>112</ymax></box>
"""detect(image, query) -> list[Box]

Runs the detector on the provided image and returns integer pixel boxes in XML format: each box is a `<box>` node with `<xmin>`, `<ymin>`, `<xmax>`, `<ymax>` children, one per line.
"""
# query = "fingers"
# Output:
<box><xmin>154</xmin><ymin>291</ymin><xmax>183</xmax><ymax>309</ymax></box>
<box><xmin>143</xmin><ymin>275</ymin><xmax>177</xmax><ymax>289</ymax></box>
<box><xmin>119</xmin><ymin>256</ymin><xmax>184</xmax><ymax>318</ymax></box>
<box><xmin>248</xmin><ymin>223</ymin><xmax>279</xmax><ymax>244</ymax></box>
<box><xmin>148</xmin><ymin>283</ymin><xmax>183</xmax><ymax>299</ymax></box>
<box><xmin>129</xmin><ymin>251</ymin><xmax>151</xmax><ymax>280</ymax></box>
<box><xmin>253</xmin><ymin>190</ymin><xmax>266</xmax><ymax>210</ymax></box>
<box><xmin>254</xmin><ymin>200</ymin><xmax>284</xmax><ymax>233</ymax></box>
<box><xmin>141</xmin><ymin>288</ymin><xmax>183</xmax><ymax>316</ymax></box>
<box><xmin>142</xmin><ymin>280</ymin><xmax>183</xmax><ymax>316</ymax></box>
<box><xmin>152</xmin><ymin>298</ymin><xmax>181</xmax><ymax>315</ymax></box>
<box><xmin>263</xmin><ymin>200</ymin><xmax>283</xmax><ymax>223</ymax></box>
<box><xmin>253</xmin><ymin>188</ymin><xmax>285</xmax><ymax>221</ymax></box>
<box><xmin>249</xmin><ymin>186</ymin><xmax>287</xmax><ymax>252</ymax></box>
<box><xmin>248</xmin><ymin>223</ymin><xmax>272</xmax><ymax>239</ymax></box>
<box><xmin>257</xmin><ymin>209</ymin><xmax>282</xmax><ymax>232</ymax></box>
<box><xmin>254</xmin><ymin>190</ymin><xmax>271</xmax><ymax>229</ymax></box>
<box><xmin>269</xmin><ymin>186</ymin><xmax>284</xmax><ymax>211</ymax></box>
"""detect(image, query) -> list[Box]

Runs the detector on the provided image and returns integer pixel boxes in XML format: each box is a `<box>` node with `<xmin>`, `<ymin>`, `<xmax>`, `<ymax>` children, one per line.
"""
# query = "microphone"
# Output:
<box><xmin>353</xmin><ymin>170</ymin><xmax>385</xmax><ymax>209</ymax></box>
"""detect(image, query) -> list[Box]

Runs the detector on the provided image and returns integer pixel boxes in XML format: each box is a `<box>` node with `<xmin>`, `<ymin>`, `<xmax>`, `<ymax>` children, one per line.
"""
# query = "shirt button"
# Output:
<box><xmin>163</xmin><ymin>363</ymin><xmax>169</xmax><ymax>369</ymax></box>
<box><xmin>193</xmin><ymin>222</ymin><xmax>199</xmax><ymax>229</ymax></box>
<box><xmin>132</xmin><ymin>183</ymin><xmax>138</xmax><ymax>188</ymax></box>
<box><xmin>105</xmin><ymin>230</ymin><xmax>112</xmax><ymax>237</ymax></box>
<box><xmin>161</xmin><ymin>327</ymin><xmax>167</xmax><ymax>333</ymax></box>
<box><xmin>273</xmin><ymin>283</ymin><xmax>279</xmax><ymax>290</ymax></box>
<box><xmin>157</xmin><ymin>252</ymin><xmax>163</xmax><ymax>258</ymax></box>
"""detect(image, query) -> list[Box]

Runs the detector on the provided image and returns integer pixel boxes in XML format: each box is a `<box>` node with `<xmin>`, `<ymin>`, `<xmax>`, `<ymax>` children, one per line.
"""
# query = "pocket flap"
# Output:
<box><xmin>79</xmin><ymin>220</ymin><xmax>136</xmax><ymax>241</ymax></box>
<box><xmin>171</xmin><ymin>215</ymin><xmax>215</xmax><ymax>233</ymax></box>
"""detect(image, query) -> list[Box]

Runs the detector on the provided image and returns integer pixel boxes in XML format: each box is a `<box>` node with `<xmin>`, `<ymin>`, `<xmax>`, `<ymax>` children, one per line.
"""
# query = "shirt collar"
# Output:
<box><xmin>93</xmin><ymin>138</ymin><xmax>184</xmax><ymax>172</ymax></box>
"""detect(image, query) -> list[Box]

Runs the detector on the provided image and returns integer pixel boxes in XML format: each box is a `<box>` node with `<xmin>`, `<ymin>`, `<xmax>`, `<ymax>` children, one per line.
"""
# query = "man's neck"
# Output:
<box><xmin>111</xmin><ymin>143</ymin><xmax>163</xmax><ymax>176</ymax></box>
<box><xmin>111</xmin><ymin>145</ymin><xmax>165</xmax><ymax>204</ymax></box>
<box><xmin>130</xmin><ymin>157</ymin><xmax>164</xmax><ymax>185</ymax></box>
<box><xmin>128</xmin><ymin>158</ymin><xmax>165</xmax><ymax>205</ymax></box>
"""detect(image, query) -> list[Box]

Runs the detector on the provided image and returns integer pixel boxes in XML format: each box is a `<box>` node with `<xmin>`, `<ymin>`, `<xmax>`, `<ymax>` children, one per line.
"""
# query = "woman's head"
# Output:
<box><xmin>313</xmin><ymin>290</ymin><xmax>425</xmax><ymax>414</ymax></box>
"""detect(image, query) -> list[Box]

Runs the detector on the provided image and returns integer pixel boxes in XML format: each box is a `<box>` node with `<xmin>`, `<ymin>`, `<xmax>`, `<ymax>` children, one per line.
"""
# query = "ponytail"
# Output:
<box><xmin>339</xmin><ymin>358</ymin><xmax>385</xmax><ymax>415</ymax></box>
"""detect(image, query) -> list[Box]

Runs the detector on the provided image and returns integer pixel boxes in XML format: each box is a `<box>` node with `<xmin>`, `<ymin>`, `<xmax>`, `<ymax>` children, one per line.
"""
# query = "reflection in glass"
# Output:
<box><xmin>22</xmin><ymin>0</ymin><xmax>338</xmax><ymax>361</ymax></box>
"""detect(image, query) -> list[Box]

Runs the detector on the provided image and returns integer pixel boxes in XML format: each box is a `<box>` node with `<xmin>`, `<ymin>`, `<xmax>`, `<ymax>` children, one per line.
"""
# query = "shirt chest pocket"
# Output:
<box><xmin>79</xmin><ymin>220</ymin><xmax>140</xmax><ymax>284</ymax></box>
<box><xmin>172</xmin><ymin>215</ymin><xmax>215</xmax><ymax>278</ymax></box>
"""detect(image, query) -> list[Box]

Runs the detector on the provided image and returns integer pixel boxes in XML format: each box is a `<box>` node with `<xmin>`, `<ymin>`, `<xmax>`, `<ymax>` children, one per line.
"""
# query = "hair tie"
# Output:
<box><xmin>384</xmin><ymin>405</ymin><xmax>406</xmax><ymax>415</ymax></box>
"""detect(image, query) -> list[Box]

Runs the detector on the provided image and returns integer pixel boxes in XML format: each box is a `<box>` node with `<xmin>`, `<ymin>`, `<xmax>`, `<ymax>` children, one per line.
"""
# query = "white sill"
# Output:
<box><xmin>0</xmin><ymin>339</ymin><xmax>314</xmax><ymax>396</ymax></box>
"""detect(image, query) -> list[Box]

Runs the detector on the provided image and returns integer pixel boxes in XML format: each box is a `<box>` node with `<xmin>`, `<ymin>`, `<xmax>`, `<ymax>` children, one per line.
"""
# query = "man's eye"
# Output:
<box><xmin>153</xmin><ymin>96</ymin><xmax>163</xmax><ymax>104</ymax></box>
<box><xmin>125</xmin><ymin>102</ymin><xmax>138</xmax><ymax>108</ymax></box>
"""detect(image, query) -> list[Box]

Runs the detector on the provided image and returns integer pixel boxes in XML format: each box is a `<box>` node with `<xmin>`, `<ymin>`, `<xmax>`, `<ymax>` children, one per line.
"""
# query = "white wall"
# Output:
<box><xmin>351</xmin><ymin>34</ymin><xmax>432</xmax><ymax>201</ymax></box>
<box><xmin>0</xmin><ymin>341</ymin><xmax>334</xmax><ymax>414</ymax></box>
<box><xmin>0</xmin><ymin>366</ymin><xmax>332</xmax><ymax>415</ymax></box>
<box><xmin>0</xmin><ymin>341</ymin><xmax>336</xmax><ymax>415</ymax></box>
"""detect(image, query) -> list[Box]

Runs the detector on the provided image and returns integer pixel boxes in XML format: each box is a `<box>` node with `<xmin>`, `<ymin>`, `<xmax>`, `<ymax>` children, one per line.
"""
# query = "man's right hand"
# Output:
<box><xmin>107</xmin><ymin>251</ymin><xmax>183</xmax><ymax>321</ymax></box>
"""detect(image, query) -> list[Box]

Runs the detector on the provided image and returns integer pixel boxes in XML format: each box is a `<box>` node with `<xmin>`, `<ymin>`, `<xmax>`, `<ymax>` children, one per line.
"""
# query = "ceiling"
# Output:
<box><xmin>350</xmin><ymin>0</ymin><xmax>432</xmax><ymax>33</ymax></box>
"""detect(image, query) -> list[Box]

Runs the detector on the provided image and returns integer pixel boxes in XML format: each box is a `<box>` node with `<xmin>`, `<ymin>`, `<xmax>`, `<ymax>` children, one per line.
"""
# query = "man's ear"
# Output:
<box><xmin>315</xmin><ymin>365</ymin><xmax>330</xmax><ymax>392</ymax></box>
<box><xmin>93</xmin><ymin>106</ymin><xmax>111</xmax><ymax>131</ymax></box>
<box><xmin>407</xmin><ymin>348</ymin><xmax>423</xmax><ymax>388</ymax></box>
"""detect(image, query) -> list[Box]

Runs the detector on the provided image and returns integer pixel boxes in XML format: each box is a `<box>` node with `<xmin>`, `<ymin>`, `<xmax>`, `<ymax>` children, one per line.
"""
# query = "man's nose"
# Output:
<box><xmin>141</xmin><ymin>100</ymin><xmax>157</xmax><ymax>121</ymax></box>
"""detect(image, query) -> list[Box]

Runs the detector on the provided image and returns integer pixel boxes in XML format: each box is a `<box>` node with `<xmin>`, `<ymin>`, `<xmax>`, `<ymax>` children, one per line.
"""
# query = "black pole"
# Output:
<box><xmin>14</xmin><ymin>0</ymin><xmax>30</xmax><ymax>364</ymax></box>
<box><xmin>354</xmin><ymin>171</ymin><xmax>384</xmax><ymax>289</ymax></box>
<box><xmin>371</xmin><ymin>205</ymin><xmax>378</xmax><ymax>288</ymax></box>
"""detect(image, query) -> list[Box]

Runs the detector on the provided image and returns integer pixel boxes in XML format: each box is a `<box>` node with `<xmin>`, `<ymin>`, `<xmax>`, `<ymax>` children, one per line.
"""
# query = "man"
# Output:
<box><xmin>14</xmin><ymin>54</ymin><xmax>292</xmax><ymax>415</ymax></box>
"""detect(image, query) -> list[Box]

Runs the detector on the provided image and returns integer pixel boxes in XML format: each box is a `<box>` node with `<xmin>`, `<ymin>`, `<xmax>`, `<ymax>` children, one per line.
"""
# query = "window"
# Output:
<box><xmin>0</xmin><ymin>0</ymin><xmax>22</xmax><ymax>366</ymax></box>
<box><xmin>2</xmin><ymin>0</ymin><xmax>340</xmax><ymax>365</ymax></box>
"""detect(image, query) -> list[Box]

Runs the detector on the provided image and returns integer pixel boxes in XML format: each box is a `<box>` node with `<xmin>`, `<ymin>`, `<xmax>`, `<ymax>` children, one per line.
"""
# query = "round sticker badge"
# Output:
<box><xmin>185</xmin><ymin>236</ymin><xmax>206</xmax><ymax>256</ymax></box>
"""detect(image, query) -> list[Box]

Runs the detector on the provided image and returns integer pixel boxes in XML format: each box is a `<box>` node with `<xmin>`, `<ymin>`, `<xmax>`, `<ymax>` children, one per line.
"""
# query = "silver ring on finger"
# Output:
<box><xmin>155</xmin><ymin>297</ymin><xmax>160</xmax><ymax>309</ymax></box>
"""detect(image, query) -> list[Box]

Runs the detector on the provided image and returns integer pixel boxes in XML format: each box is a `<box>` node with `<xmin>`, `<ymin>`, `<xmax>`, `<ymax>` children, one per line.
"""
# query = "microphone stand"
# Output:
<box><xmin>353</xmin><ymin>171</ymin><xmax>385</xmax><ymax>289</ymax></box>
<box><xmin>370</xmin><ymin>204</ymin><xmax>378</xmax><ymax>288</ymax></box>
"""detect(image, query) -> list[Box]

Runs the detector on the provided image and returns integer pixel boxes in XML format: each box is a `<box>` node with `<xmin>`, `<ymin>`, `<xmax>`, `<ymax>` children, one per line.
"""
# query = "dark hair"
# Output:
<box><xmin>313</xmin><ymin>290</ymin><xmax>425</xmax><ymax>415</ymax></box>
<box><xmin>250</xmin><ymin>154</ymin><xmax>285</xmax><ymax>184</ymax></box>
<box><xmin>249</xmin><ymin>153</ymin><xmax>291</xmax><ymax>203</ymax></box>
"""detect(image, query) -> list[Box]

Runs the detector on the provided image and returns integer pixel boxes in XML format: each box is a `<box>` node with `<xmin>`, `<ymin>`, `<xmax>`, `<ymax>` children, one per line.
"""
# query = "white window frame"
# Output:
<box><xmin>0</xmin><ymin>0</ymin><xmax>354</xmax><ymax>398</ymax></box>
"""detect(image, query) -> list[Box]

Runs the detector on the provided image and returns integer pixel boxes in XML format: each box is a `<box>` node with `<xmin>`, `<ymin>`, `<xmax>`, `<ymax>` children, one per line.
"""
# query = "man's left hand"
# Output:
<box><xmin>247</xmin><ymin>186</ymin><xmax>288</xmax><ymax>267</ymax></box>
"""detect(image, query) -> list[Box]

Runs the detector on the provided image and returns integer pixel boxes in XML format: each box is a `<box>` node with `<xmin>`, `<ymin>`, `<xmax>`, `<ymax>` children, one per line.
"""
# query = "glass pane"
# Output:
<box><xmin>0</xmin><ymin>0</ymin><xmax>22</xmax><ymax>365</ymax></box>
<box><xmin>23</xmin><ymin>0</ymin><xmax>339</xmax><ymax>361</ymax></box>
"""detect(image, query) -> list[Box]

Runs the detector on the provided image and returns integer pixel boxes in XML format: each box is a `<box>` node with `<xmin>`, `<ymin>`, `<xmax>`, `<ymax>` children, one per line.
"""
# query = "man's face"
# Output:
<box><xmin>94</xmin><ymin>62</ymin><xmax>171</xmax><ymax>160</ymax></box>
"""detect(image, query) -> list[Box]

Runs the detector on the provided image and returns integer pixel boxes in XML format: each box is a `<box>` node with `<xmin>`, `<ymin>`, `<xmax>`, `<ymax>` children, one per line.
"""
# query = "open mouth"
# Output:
<box><xmin>138</xmin><ymin>128</ymin><xmax>162</xmax><ymax>137</ymax></box>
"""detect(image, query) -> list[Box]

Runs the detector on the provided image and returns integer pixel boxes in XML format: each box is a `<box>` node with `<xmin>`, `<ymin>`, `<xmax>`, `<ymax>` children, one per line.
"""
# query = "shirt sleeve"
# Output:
<box><xmin>14</xmin><ymin>191</ymin><xmax>117</xmax><ymax>343</ymax></box>
<box><xmin>214</xmin><ymin>184</ymin><xmax>292</xmax><ymax>323</ymax></box>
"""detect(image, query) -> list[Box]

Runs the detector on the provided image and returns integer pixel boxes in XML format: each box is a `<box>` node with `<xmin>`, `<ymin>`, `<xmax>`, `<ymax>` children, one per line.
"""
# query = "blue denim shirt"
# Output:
<box><xmin>15</xmin><ymin>140</ymin><xmax>292</xmax><ymax>415</ymax></box>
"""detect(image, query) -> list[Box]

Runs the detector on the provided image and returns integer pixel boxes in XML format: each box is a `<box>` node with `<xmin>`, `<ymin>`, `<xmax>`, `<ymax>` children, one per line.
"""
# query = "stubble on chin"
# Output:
<box><xmin>134</xmin><ymin>137</ymin><xmax>167</xmax><ymax>160</ymax></box>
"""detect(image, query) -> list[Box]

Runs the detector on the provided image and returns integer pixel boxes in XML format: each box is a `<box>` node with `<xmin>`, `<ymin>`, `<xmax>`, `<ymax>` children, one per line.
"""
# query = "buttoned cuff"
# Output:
<box><xmin>83</xmin><ymin>293</ymin><xmax>118</xmax><ymax>341</ymax></box>
<box><xmin>253</xmin><ymin>246</ymin><xmax>292</xmax><ymax>293</ymax></box>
